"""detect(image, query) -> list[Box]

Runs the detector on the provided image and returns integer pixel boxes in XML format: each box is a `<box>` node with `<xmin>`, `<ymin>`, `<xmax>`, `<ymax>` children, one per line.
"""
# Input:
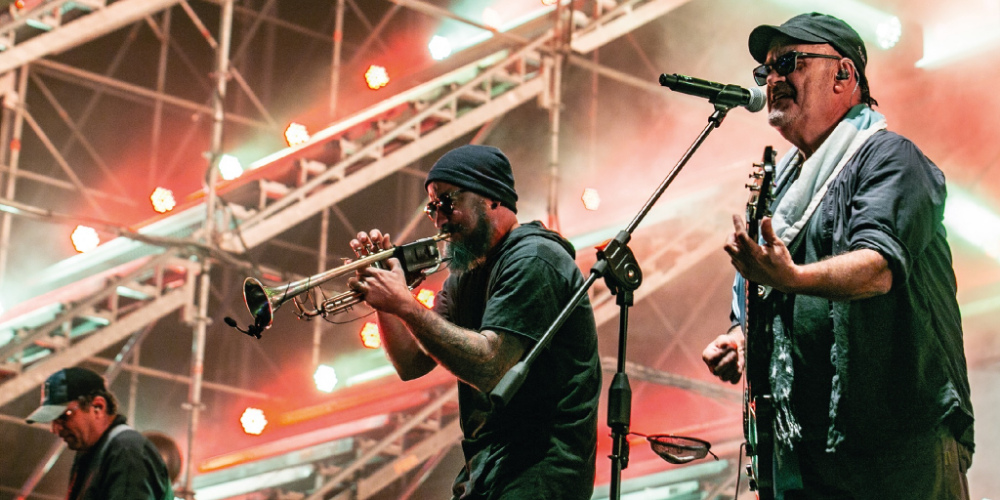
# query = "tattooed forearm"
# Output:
<box><xmin>396</xmin><ymin>301</ymin><xmax>525</xmax><ymax>392</ymax></box>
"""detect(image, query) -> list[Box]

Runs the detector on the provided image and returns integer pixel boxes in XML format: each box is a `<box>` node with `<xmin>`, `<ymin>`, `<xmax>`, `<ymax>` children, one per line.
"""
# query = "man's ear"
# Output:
<box><xmin>90</xmin><ymin>396</ymin><xmax>107</xmax><ymax>414</ymax></box>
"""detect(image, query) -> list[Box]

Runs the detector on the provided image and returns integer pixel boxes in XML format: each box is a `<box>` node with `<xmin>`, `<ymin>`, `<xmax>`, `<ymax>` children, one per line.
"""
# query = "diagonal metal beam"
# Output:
<box><xmin>0</xmin><ymin>0</ymin><xmax>185</xmax><ymax>75</ymax></box>
<box><xmin>0</xmin><ymin>273</ymin><xmax>195</xmax><ymax>409</ymax></box>
<box><xmin>20</xmin><ymin>108</ymin><xmax>109</xmax><ymax>219</ymax></box>
<box><xmin>29</xmin><ymin>72</ymin><xmax>129</xmax><ymax>198</ymax></box>
<box><xmin>32</xmin><ymin>59</ymin><xmax>269</xmax><ymax>130</ymax></box>
<box><xmin>571</xmin><ymin>0</ymin><xmax>694</xmax><ymax>54</ymax></box>
<box><xmin>306</xmin><ymin>386</ymin><xmax>459</xmax><ymax>500</ymax></box>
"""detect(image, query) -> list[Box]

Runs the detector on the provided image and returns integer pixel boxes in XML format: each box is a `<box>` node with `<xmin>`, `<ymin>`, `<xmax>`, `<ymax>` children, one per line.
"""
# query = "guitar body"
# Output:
<box><xmin>743</xmin><ymin>146</ymin><xmax>777</xmax><ymax>500</ymax></box>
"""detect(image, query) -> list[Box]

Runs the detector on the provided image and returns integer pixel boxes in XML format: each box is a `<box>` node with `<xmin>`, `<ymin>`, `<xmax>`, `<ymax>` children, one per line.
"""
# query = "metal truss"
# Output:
<box><xmin>0</xmin><ymin>0</ymin><xmax>708</xmax><ymax>498</ymax></box>
<box><xmin>0</xmin><ymin>250</ymin><xmax>197</xmax><ymax>408</ymax></box>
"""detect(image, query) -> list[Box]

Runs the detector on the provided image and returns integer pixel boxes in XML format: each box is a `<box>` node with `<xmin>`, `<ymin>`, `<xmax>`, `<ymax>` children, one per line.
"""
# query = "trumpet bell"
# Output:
<box><xmin>243</xmin><ymin>277</ymin><xmax>273</xmax><ymax>331</ymax></box>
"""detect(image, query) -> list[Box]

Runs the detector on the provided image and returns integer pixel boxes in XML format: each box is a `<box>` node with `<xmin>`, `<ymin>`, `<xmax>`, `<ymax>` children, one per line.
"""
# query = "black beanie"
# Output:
<box><xmin>425</xmin><ymin>145</ymin><xmax>518</xmax><ymax>213</ymax></box>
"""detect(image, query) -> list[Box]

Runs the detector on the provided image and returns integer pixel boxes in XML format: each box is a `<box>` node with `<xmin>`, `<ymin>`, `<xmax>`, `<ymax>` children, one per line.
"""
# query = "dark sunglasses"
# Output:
<box><xmin>753</xmin><ymin>51</ymin><xmax>842</xmax><ymax>86</ymax></box>
<box><xmin>424</xmin><ymin>189</ymin><xmax>467</xmax><ymax>219</ymax></box>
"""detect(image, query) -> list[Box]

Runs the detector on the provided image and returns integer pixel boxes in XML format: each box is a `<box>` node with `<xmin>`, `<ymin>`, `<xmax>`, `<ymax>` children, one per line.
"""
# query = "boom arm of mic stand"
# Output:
<box><xmin>489</xmin><ymin>103</ymin><xmax>733</xmax><ymax>500</ymax></box>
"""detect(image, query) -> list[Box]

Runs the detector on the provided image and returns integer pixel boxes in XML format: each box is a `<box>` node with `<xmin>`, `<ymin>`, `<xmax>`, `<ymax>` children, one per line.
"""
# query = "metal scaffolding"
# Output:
<box><xmin>0</xmin><ymin>1</ymin><xmax>745</xmax><ymax>498</ymax></box>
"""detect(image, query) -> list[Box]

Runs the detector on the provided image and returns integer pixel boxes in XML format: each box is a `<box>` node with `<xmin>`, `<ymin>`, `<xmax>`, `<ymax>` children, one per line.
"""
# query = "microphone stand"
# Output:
<box><xmin>490</xmin><ymin>103</ymin><xmax>735</xmax><ymax>500</ymax></box>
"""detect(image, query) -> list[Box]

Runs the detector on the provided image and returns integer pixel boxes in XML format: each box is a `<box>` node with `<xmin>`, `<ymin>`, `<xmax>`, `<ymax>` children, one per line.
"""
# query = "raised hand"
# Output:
<box><xmin>724</xmin><ymin>215</ymin><xmax>798</xmax><ymax>292</ymax></box>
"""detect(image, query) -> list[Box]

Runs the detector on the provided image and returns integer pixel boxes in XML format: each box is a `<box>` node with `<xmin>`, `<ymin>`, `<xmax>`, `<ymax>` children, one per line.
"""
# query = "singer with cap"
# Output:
<box><xmin>26</xmin><ymin>367</ymin><xmax>173</xmax><ymax>500</ymax></box>
<box><xmin>347</xmin><ymin>144</ymin><xmax>601</xmax><ymax>499</ymax></box>
<box><xmin>701</xmin><ymin>12</ymin><xmax>975</xmax><ymax>499</ymax></box>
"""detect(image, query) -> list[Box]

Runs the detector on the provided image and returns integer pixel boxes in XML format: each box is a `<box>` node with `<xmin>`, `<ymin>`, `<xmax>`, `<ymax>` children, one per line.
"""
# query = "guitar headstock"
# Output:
<box><xmin>746</xmin><ymin>146</ymin><xmax>777</xmax><ymax>241</ymax></box>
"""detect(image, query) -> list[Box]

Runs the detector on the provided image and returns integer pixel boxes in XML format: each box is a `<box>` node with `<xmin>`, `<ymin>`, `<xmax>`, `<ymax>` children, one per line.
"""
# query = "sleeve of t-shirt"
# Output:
<box><xmin>479</xmin><ymin>251</ymin><xmax>574</xmax><ymax>344</ymax></box>
<box><xmin>847</xmin><ymin>136</ymin><xmax>946</xmax><ymax>286</ymax></box>
<box><xmin>103</xmin><ymin>434</ymin><xmax>170</xmax><ymax>500</ymax></box>
<box><xmin>431</xmin><ymin>275</ymin><xmax>454</xmax><ymax>322</ymax></box>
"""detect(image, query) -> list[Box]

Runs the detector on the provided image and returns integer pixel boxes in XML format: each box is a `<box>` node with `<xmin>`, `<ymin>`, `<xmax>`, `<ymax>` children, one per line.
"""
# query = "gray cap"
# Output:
<box><xmin>26</xmin><ymin>367</ymin><xmax>107</xmax><ymax>424</ymax></box>
<box><xmin>749</xmin><ymin>12</ymin><xmax>868</xmax><ymax>90</ymax></box>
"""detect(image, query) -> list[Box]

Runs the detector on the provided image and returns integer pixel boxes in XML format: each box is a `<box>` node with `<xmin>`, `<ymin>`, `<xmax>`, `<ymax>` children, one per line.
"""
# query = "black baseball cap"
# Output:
<box><xmin>749</xmin><ymin>12</ymin><xmax>868</xmax><ymax>87</ymax></box>
<box><xmin>26</xmin><ymin>367</ymin><xmax>107</xmax><ymax>424</ymax></box>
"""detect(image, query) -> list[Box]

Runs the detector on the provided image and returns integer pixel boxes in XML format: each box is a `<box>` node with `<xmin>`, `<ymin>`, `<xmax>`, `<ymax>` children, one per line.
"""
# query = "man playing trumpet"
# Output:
<box><xmin>348</xmin><ymin>144</ymin><xmax>601</xmax><ymax>500</ymax></box>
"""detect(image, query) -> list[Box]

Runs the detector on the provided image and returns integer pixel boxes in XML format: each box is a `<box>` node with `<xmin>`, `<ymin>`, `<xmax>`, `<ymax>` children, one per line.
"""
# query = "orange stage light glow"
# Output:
<box><xmin>284</xmin><ymin>122</ymin><xmax>310</xmax><ymax>147</ymax></box>
<box><xmin>581</xmin><ymin>188</ymin><xmax>601</xmax><ymax>211</ymax></box>
<box><xmin>71</xmin><ymin>225</ymin><xmax>100</xmax><ymax>253</ymax></box>
<box><xmin>359</xmin><ymin>322</ymin><xmax>381</xmax><ymax>349</ymax></box>
<box><xmin>415</xmin><ymin>288</ymin><xmax>436</xmax><ymax>309</ymax></box>
<box><xmin>239</xmin><ymin>407</ymin><xmax>268</xmax><ymax>435</ymax></box>
<box><xmin>150</xmin><ymin>187</ymin><xmax>176</xmax><ymax>213</ymax></box>
<box><xmin>364</xmin><ymin>65</ymin><xmax>390</xmax><ymax>90</ymax></box>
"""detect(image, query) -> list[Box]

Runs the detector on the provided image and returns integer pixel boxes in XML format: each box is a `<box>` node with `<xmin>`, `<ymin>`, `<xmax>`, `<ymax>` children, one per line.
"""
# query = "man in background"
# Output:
<box><xmin>26</xmin><ymin>366</ymin><xmax>173</xmax><ymax>500</ymax></box>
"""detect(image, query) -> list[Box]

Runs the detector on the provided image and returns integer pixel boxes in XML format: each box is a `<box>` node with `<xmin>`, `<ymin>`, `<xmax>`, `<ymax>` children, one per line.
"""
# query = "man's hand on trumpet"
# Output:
<box><xmin>348</xmin><ymin>229</ymin><xmax>417</xmax><ymax>317</ymax></box>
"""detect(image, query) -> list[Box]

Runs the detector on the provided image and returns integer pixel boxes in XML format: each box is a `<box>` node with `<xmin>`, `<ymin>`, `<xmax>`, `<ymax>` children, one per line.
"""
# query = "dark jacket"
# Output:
<box><xmin>68</xmin><ymin>415</ymin><xmax>173</xmax><ymax>500</ymax></box>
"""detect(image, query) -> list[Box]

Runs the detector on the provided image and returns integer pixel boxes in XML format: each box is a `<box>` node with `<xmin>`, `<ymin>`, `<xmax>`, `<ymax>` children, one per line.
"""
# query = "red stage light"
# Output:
<box><xmin>581</xmin><ymin>188</ymin><xmax>601</xmax><ymax>211</ymax></box>
<box><xmin>359</xmin><ymin>322</ymin><xmax>381</xmax><ymax>349</ymax></box>
<box><xmin>415</xmin><ymin>289</ymin><xmax>436</xmax><ymax>309</ymax></box>
<box><xmin>364</xmin><ymin>65</ymin><xmax>390</xmax><ymax>90</ymax></box>
<box><xmin>150</xmin><ymin>187</ymin><xmax>176</xmax><ymax>213</ymax></box>
<box><xmin>240</xmin><ymin>407</ymin><xmax>267</xmax><ymax>435</ymax></box>
<box><xmin>71</xmin><ymin>225</ymin><xmax>100</xmax><ymax>253</ymax></box>
<box><xmin>284</xmin><ymin>122</ymin><xmax>310</xmax><ymax>147</ymax></box>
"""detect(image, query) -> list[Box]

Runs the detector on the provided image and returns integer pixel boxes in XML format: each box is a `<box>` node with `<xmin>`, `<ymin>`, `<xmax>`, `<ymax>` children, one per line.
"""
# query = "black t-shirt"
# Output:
<box><xmin>433</xmin><ymin>221</ymin><xmax>601</xmax><ymax>500</ymax></box>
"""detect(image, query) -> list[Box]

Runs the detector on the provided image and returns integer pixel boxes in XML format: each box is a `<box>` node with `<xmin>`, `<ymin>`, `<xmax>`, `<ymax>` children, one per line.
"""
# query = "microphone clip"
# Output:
<box><xmin>224</xmin><ymin>316</ymin><xmax>264</xmax><ymax>339</ymax></box>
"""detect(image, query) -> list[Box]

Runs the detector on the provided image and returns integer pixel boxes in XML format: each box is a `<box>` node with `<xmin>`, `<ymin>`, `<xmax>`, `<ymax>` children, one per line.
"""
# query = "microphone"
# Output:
<box><xmin>659</xmin><ymin>74</ymin><xmax>766</xmax><ymax>112</ymax></box>
<box><xmin>224</xmin><ymin>316</ymin><xmax>263</xmax><ymax>339</ymax></box>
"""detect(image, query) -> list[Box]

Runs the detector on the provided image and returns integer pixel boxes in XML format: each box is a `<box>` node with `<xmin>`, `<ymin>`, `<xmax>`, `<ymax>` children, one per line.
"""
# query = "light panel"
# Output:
<box><xmin>240</xmin><ymin>407</ymin><xmax>268</xmax><ymax>435</ymax></box>
<box><xmin>150</xmin><ymin>187</ymin><xmax>176</xmax><ymax>213</ymax></box>
<box><xmin>218</xmin><ymin>154</ymin><xmax>243</xmax><ymax>181</ymax></box>
<box><xmin>359</xmin><ymin>321</ymin><xmax>381</xmax><ymax>349</ymax></box>
<box><xmin>314</xmin><ymin>364</ymin><xmax>338</xmax><ymax>393</ymax></box>
<box><xmin>581</xmin><ymin>188</ymin><xmax>601</xmax><ymax>211</ymax></box>
<box><xmin>71</xmin><ymin>225</ymin><xmax>100</xmax><ymax>253</ymax></box>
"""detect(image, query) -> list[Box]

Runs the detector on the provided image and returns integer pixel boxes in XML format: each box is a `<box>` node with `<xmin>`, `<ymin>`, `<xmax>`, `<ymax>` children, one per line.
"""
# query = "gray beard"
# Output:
<box><xmin>445</xmin><ymin>208</ymin><xmax>492</xmax><ymax>274</ymax></box>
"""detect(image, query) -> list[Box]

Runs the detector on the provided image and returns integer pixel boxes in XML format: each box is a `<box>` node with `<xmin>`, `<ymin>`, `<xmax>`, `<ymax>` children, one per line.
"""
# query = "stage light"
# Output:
<box><xmin>218</xmin><ymin>154</ymin><xmax>243</xmax><ymax>181</ymax></box>
<box><xmin>71</xmin><ymin>225</ymin><xmax>100</xmax><ymax>253</ymax></box>
<box><xmin>314</xmin><ymin>364</ymin><xmax>338</xmax><ymax>393</ymax></box>
<box><xmin>240</xmin><ymin>407</ymin><xmax>267</xmax><ymax>435</ymax></box>
<box><xmin>876</xmin><ymin>17</ymin><xmax>901</xmax><ymax>49</ymax></box>
<box><xmin>482</xmin><ymin>8</ymin><xmax>502</xmax><ymax>30</ymax></box>
<box><xmin>150</xmin><ymin>187</ymin><xmax>176</xmax><ymax>213</ymax></box>
<box><xmin>284</xmin><ymin>122</ymin><xmax>310</xmax><ymax>147</ymax></box>
<box><xmin>415</xmin><ymin>289</ymin><xmax>436</xmax><ymax>309</ymax></box>
<box><xmin>581</xmin><ymin>188</ymin><xmax>601</xmax><ymax>211</ymax></box>
<box><xmin>15</xmin><ymin>1</ymin><xmax>25</xmax><ymax>9</ymax></box>
<box><xmin>359</xmin><ymin>322</ymin><xmax>381</xmax><ymax>349</ymax></box>
<box><xmin>541</xmin><ymin>0</ymin><xmax>557</xmax><ymax>6</ymax></box>
<box><xmin>428</xmin><ymin>35</ymin><xmax>452</xmax><ymax>61</ymax></box>
<box><xmin>364</xmin><ymin>65</ymin><xmax>390</xmax><ymax>90</ymax></box>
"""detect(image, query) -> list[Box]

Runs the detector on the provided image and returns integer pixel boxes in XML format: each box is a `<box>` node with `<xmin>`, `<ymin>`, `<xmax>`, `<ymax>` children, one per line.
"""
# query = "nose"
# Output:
<box><xmin>766</xmin><ymin>67</ymin><xmax>784</xmax><ymax>86</ymax></box>
<box><xmin>50</xmin><ymin>420</ymin><xmax>63</xmax><ymax>434</ymax></box>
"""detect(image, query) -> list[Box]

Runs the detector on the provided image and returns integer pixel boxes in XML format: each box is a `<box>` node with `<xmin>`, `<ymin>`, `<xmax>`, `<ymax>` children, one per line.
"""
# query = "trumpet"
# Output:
<box><xmin>228</xmin><ymin>233</ymin><xmax>448</xmax><ymax>338</ymax></box>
